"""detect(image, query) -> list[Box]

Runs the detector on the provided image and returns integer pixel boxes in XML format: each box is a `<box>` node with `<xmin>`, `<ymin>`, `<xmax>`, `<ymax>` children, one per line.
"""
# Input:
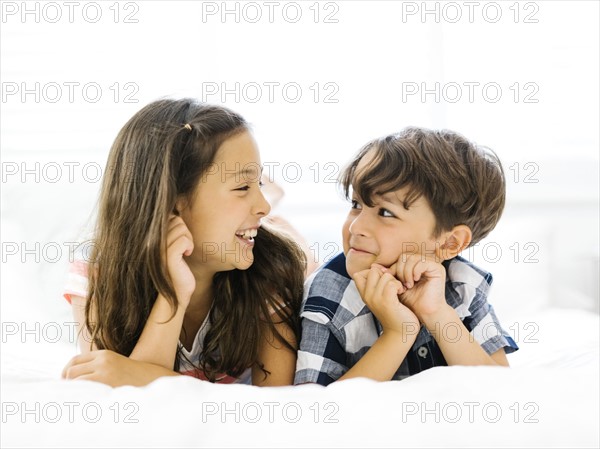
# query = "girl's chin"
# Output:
<box><xmin>236</xmin><ymin>248</ymin><xmax>254</xmax><ymax>269</ymax></box>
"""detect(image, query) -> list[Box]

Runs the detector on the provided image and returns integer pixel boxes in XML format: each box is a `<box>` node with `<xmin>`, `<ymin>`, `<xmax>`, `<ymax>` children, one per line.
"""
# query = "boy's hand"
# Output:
<box><xmin>352</xmin><ymin>264</ymin><xmax>420</xmax><ymax>338</ymax></box>
<box><xmin>390</xmin><ymin>253</ymin><xmax>447</xmax><ymax>320</ymax></box>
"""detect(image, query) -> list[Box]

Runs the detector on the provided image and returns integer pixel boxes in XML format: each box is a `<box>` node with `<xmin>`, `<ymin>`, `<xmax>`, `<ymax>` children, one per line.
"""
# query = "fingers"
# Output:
<box><xmin>401</xmin><ymin>256</ymin><xmax>416</xmax><ymax>288</ymax></box>
<box><xmin>62</xmin><ymin>351</ymin><xmax>104</xmax><ymax>379</ymax></box>
<box><xmin>62</xmin><ymin>353</ymin><xmax>93</xmax><ymax>378</ymax></box>
<box><xmin>167</xmin><ymin>216</ymin><xmax>194</xmax><ymax>257</ymax></box>
<box><xmin>63</xmin><ymin>361</ymin><xmax>96</xmax><ymax>380</ymax></box>
<box><xmin>372</xmin><ymin>269</ymin><xmax>401</xmax><ymax>301</ymax></box>
<box><xmin>385</xmin><ymin>263</ymin><xmax>406</xmax><ymax>294</ymax></box>
<box><xmin>365</xmin><ymin>264</ymin><xmax>385</xmax><ymax>297</ymax></box>
<box><xmin>353</xmin><ymin>264</ymin><xmax>403</xmax><ymax>305</ymax></box>
<box><xmin>394</xmin><ymin>254</ymin><xmax>423</xmax><ymax>288</ymax></box>
<box><xmin>66</xmin><ymin>374</ymin><xmax>102</xmax><ymax>384</ymax></box>
<box><xmin>394</xmin><ymin>253</ymin><xmax>444</xmax><ymax>288</ymax></box>
<box><xmin>351</xmin><ymin>269</ymin><xmax>369</xmax><ymax>296</ymax></box>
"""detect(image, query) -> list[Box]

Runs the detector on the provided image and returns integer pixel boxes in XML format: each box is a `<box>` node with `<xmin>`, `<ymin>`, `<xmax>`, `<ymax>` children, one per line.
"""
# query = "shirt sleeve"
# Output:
<box><xmin>461</xmin><ymin>284</ymin><xmax>519</xmax><ymax>355</ymax></box>
<box><xmin>294</xmin><ymin>316</ymin><xmax>348</xmax><ymax>386</ymax></box>
<box><xmin>63</xmin><ymin>243</ymin><xmax>91</xmax><ymax>304</ymax></box>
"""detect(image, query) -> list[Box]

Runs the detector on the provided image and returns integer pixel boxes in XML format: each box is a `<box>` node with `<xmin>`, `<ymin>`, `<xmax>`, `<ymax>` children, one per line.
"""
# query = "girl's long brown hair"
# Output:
<box><xmin>85</xmin><ymin>98</ymin><xmax>305</xmax><ymax>381</ymax></box>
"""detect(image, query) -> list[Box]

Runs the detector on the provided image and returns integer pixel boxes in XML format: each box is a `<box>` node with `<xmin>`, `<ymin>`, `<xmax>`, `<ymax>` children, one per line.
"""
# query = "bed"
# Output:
<box><xmin>1</xmin><ymin>155</ymin><xmax>599</xmax><ymax>448</ymax></box>
<box><xmin>2</xmin><ymin>297</ymin><xmax>598</xmax><ymax>447</ymax></box>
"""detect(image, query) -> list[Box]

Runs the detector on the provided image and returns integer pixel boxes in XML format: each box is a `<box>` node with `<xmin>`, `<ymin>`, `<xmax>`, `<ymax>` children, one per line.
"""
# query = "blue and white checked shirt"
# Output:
<box><xmin>294</xmin><ymin>252</ymin><xmax>519</xmax><ymax>385</ymax></box>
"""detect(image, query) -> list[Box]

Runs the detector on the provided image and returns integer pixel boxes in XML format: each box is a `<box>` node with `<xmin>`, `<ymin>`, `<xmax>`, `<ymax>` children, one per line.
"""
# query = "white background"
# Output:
<box><xmin>1</xmin><ymin>2</ymin><xmax>599</xmax><ymax>448</ymax></box>
<box><xmin>1</xmin><ymin>0</ymin><xmax>598</xmax><ymax>349</ymax></box>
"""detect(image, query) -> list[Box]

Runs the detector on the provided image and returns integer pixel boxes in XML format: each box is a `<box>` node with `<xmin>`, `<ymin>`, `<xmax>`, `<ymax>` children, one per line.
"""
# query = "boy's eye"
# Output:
<box><xmin>235</xmin><ymin>185</ymin><xmax>250</xmax><ymax>191</ymax></box>
<box><xmin>350</xmin><ymin>199</ymin><xmax>362</xmax><ymax>210</ymax></box>
<box><xmin>378</xmin><ymin>208</ymin><xmax>395</xmax><ymax>218</ymax></box>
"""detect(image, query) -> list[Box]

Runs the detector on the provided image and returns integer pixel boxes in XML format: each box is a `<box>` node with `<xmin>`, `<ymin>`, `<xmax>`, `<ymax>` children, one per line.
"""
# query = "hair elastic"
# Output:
<box><xmin>183</xmin><ymin>123</ymin><xmax>192</xmax><ymax>131</ymax></box>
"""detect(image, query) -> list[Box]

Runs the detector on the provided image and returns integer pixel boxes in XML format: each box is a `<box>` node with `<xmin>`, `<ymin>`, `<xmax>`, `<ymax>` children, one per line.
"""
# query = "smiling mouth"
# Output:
<box><xmin>235</xmin><ymin>228</ymin><xmax>258</xmax><ymax>243</ymax></box>
<box><xmin>349</xmin><ymin>247</ymin><xmax>373</xmax><ymax>255</ymax></box>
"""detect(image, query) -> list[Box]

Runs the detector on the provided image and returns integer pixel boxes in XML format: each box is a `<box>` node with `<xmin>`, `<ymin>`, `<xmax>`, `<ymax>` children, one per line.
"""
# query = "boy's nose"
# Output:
<box><xmin>348</xmin><ymin>212</ymin><xmax>369</xmax><ymax>237</ymax></box>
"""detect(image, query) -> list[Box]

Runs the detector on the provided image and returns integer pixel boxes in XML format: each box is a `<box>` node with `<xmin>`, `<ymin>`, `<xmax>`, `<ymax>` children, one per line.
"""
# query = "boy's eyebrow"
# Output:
<box><xmin>380</xmin><ymin>192</ymin><xmax>405</xmax><ymax>206</ymax></box>
<box><xmin>380</xmin><ymin>192</ymin><xmax>414</xmax><ymax>210</ymax></box>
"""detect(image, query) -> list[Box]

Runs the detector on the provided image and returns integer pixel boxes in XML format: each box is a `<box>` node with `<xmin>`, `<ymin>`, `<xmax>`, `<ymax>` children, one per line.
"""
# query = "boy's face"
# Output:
<box><xmin>342</xmin><ymin>156</ymin><xmax>443</xmax><ymax>277</ymax></box>
<box><xmin>342</xmin><ymin>188</ymin><xmax>441</xmax><ymax>276</ymax></box>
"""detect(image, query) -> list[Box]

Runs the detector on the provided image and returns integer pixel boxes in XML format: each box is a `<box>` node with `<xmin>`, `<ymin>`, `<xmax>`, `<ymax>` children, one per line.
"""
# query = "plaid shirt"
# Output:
<box><xmin>294</xmin><ymin>252</ymin><xmax>519</xmax><ymax>385</ymax></box>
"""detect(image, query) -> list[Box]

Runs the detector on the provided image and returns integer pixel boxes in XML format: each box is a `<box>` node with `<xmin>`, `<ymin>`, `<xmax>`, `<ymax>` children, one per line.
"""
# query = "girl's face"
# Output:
<box><xmin>178</xmin><ymin>131</ymin><xmax>271</xmax><ymax>273</ymax></box>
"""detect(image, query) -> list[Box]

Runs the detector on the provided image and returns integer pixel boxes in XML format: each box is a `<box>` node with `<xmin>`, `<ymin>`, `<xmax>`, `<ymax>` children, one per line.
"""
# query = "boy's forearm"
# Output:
<box><xmin>338</xmin><ymin>332</ymin><xmax>415</xmax><ymax>382</ymax></box>
<box><xmin>129</xmin><ymin>294</ymin><xmax>185</xmax><ymax>369</ymax></box>
<box><xmin>420</xmin><ymin>304</ymin><xmax>500</xmax><ymax>366</ymax></box>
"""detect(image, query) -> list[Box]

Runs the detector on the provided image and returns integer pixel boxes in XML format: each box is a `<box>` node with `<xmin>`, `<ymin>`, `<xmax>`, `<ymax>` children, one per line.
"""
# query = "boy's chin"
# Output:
<box><xmin>346</xmin><ymin>252</ymin><xmax>392</xmax><ymax>277</ymax></box>
<box><xmin>345</xmin><ymin>259</ymin><xmax>367</xmax><ymax>278</ymax></box>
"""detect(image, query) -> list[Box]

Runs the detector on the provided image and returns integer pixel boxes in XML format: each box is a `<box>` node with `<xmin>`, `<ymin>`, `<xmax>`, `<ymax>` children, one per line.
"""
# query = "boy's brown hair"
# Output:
<box><xmin>340</xmin><ymin>127</ymin><xmax>505</xmax><ymax>247</ymax></box>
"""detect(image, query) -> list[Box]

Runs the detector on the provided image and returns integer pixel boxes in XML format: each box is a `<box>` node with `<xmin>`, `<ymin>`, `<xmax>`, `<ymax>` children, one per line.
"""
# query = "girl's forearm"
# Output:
<box><xmin>129</xmin><ymin>294</ymin><xmax>186</xmax><ymax>369</ymax></box>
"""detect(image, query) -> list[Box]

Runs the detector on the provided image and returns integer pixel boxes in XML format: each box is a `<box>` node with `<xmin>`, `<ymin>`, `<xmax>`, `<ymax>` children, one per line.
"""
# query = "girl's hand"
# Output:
<box><xmin>352</xmin><ymin>264</ymin><xmax>420</xmax><ymax>338</ymax></box>
<box><xmin>390</xmin><ymin>254</ymin><xmax>447</xmax><ymax>320</ymax></box>
<box><xmin>61</xmin><ymin>350</ymin><xmax>179</xmax><ymax>387</ymax></box>
<box><xmin>166</xmin><ymin>214</ymin><xmax>195</xmax><ymax>307</ymax></box>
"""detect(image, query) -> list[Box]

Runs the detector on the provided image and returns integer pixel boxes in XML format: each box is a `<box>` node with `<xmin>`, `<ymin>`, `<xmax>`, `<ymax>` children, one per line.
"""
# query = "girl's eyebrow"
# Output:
<box><xmin>223</xmin><ymin>165</ymin><xmax>263</xmax><ymax>182</ymax></box>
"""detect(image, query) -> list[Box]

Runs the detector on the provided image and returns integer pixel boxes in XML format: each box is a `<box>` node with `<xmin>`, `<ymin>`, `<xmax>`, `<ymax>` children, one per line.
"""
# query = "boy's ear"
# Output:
<box><xmin>436</xmin><ymin>225</ymin><xmax>472</xmax><ymax>260</ymax></box>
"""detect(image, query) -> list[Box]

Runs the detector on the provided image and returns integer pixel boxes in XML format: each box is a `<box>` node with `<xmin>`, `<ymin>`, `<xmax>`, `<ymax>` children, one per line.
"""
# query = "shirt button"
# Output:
<box><xmin>418</xmin><ymin>346</ymin><xmax>428</xmax><ymax>358</ymax></box>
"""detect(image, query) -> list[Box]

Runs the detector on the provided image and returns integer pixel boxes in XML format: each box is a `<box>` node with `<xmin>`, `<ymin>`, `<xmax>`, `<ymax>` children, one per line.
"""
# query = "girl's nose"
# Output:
<box><xmin>254</xmin><ymin>187</ymin><xmax>271</xmax><ymax>217</ymax></box>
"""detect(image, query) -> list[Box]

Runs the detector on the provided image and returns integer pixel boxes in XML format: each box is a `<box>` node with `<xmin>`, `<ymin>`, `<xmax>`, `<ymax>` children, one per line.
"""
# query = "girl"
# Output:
<box><xmin>61</xmin><ymin>98</ymin><xmax>306</xmax><ymax>387</ymax></box>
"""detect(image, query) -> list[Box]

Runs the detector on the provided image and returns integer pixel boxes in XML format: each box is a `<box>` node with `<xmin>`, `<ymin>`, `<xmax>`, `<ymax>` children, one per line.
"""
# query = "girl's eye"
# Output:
<box><xmin>378</xmin><ymin>208</ymin><xmax>395</xmax><ymax>218</ymax></box>
<box><xmin>351</xmin><ymin>199</ymin><xmax>362</xmax><ymax>210</ymax></box>
<box><xmin>236</xmin><ymin>182</ymin><xmax>263</xmax><ymax>192</ymax></box>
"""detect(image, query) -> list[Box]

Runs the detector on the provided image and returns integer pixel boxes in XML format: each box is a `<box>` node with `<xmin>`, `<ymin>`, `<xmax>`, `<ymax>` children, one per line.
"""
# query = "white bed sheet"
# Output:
<box><xmin>1</xmin><ymin>307</ymin><xmax>598</xmax><ymax>448</ymax></box>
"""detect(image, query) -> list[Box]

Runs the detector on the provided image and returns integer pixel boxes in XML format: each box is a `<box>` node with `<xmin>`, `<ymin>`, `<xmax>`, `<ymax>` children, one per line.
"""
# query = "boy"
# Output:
<box><xmin>294</xmin><ymin>127</ymin><xmax>519</xmax><ymax>385</ymax></box>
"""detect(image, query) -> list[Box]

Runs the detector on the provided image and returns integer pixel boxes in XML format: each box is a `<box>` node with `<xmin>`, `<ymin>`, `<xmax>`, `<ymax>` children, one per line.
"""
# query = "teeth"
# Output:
<box><xmin>236</xmin><ymin>229</ymin><xmax>258</xmax><ymax>240</ymax></box>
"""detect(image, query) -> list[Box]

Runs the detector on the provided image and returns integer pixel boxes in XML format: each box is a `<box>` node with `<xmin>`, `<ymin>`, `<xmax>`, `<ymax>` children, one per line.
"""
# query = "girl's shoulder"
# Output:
<box><xmin>63</xmin><ymin>230</ymin><xmax>96</xmax><ymax>304</ymax></box>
